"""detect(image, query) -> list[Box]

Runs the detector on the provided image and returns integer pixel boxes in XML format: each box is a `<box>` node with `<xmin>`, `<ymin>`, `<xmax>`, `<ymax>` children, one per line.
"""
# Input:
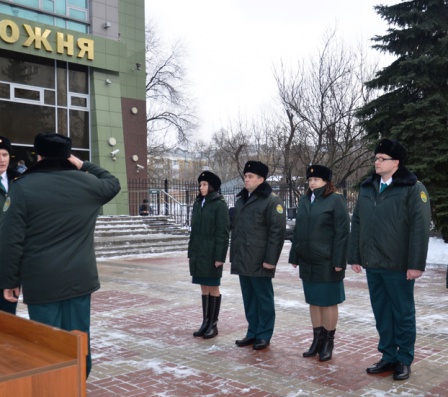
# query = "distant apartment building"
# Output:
<box><xmin>148</xmin><ymin>147</ymin><xmax>207</xmax><ymax>180</ymax></box>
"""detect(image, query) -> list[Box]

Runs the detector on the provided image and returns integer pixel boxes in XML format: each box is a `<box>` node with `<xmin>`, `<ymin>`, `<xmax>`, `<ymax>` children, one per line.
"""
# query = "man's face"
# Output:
<box><xmin>244</xmin><ymin>172</ymin><xmax>264</xmax><ymax>193</ymax></box>
<box><xmin>374</xmin><ymin>152</ymin><xmax>399</xmax><ymax>178</ymax></box>
<box><xmin>0</xmin><ymin>149</ymin><xmax>10</xmax><ymax>174</ymax></box>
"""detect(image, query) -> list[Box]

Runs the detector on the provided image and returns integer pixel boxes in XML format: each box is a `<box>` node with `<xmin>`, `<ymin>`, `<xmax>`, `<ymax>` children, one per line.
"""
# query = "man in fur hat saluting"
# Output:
<box><xmin>0</xmin><ymin>132</ymin><xmax>121</xmax><ymax>377</ymax></box>
<box><xmin>231</xmin><ymin>160</ymin><xmax>286</xmax><ymax>350</ymax></box>
<box><xmin>349</xmin><ymin>138</ymin><xmax>431</xmax><ymax>381</ymax></box>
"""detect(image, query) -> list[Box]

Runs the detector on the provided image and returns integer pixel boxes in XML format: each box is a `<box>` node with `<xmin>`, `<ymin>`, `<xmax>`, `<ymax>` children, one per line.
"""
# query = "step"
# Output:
<box><xmin>94</xmin><ymin>215</ymin><xmax>190</xmax><ymax>257</ymax></box>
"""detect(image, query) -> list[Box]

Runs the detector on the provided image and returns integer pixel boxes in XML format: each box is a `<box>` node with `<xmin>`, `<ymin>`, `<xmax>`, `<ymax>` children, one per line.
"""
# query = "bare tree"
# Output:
<box><xmin>274</xmin><ymin>30</ymin><xmax>378</xmax><ymax>188</ymax></box>
<box><xmin>145</xmin><ymin>21</ymin><xmax>198</xmax><ymax>149</ymax></box>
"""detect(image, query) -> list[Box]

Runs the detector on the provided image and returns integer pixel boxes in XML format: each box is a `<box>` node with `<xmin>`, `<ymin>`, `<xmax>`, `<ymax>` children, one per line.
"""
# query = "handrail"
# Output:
<box><xmin>159</xmin><ymin>190</ymin><xmax>193</xmax><ymax>227</ymax></box>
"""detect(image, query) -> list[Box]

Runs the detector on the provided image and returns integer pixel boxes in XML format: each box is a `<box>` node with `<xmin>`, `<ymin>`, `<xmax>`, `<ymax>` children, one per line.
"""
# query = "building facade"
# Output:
<box><xmin>148</xmin><ymin>146</ymin><xmax>207</xmax><ymax>181</ymax></box>
<box><xmin>0</xmin><ymin>0</ymin><xmax>147</xmax><ymax>214</ymax></box>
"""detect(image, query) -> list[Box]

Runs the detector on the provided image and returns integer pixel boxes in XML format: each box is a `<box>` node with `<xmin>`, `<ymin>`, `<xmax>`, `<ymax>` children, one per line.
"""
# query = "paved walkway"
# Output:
<box><xmin>21</xmin><ymin>243</ymin><xmax>448</xmax><ymax>396</ymax></box>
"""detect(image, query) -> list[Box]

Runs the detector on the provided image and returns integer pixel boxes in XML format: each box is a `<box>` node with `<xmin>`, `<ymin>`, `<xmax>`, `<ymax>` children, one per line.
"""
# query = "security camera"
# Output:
<box><xmin>110</xmin><ymin>149</ymin><xmax>119</xmax><ymax>161</ymax></box>
<box><xmin>135</xmin><ymin>164</ymin><xmax>145</xmax><ymax>173</ymax></box>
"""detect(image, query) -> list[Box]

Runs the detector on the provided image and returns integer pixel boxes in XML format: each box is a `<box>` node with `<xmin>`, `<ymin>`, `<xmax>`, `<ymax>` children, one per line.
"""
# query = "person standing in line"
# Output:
<box><xmin>231</xmin><ymin>160</ymin><xmax>286</xmax><ymax>350</ymax></box>
<box><xmin>349</xmin><ymin>138</ymin><xmax>431</xmax><ymax>381</ymax></box>
<box><xmin>289</xmin><ymin>165</ymin><xmax>350</xmax><ymax>362</ymax></box>
<box><xmin>0</xmin><ymin>132</ymin><xmax>121</xmax><ymax>377</ymax></box>
<box><xmin>188</xmin><ymin>171</ymin><xmax>230</xmax><ymax>339</ymax></box>
<box><xmin>0</xmin><ymin>136</ymin><xmax>20</xmax><ymax>315</ymax></box>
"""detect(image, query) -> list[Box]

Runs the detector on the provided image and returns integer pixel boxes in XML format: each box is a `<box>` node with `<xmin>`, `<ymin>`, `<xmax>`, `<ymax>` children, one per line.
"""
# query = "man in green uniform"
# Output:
<box><xmin>349</xmin><ymin>139</ymin><xmax>431</xmax><ymax>381</ymax></box>
<box><xmin>0</xmin><ymin>132</ymin><xmax>121</xmax><ymax>377</ymax></box>
<box><xmin>231</xmin><ymin>160</ymin><xmax>286</xmax><ymax>350</ymax></box>
<box><xmin>0</xmin><ymin>136</ymin><xmax>20</xmax><ymax>314</ymax></box>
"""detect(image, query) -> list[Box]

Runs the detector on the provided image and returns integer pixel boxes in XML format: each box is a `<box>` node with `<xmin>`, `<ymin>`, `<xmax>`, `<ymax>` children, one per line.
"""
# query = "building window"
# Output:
<box><xmin>0</xmin><ymin>48</ymin><xmax>90</xmax><ymax>163</ymax></box>
<box><xmin>0</xmin><ymin>0</ymin><xmax>89</xmax><ymax>33</ymax></box>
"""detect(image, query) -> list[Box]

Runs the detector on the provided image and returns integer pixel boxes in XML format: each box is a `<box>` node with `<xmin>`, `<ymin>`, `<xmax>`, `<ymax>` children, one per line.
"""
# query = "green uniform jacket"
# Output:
<box><xmin>230</xmin><ymin>182</ymin><xmax>286</xmax><ymax>277</ymax></box>
<box><xmin>348</xmin><ymin>167</ymin><xmax>431</xmax><ymax>271</ymax></box>
<box><xmin>0</xmin><ymin>159</ymin><xmax>121</xmax><ymax>304</ymax></box>
<box><xmin>289</xmin><ymin>186</ymin><xmax>350</xmax><ymax>282</ymax></box>
<box><xmin>188</xmin><ymin>192</ymin><xmax>230</xmax><ymax>278</ymax></box>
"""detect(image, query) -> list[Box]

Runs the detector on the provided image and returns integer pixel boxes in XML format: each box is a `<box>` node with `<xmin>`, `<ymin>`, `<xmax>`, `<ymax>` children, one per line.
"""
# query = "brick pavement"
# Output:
<box><xmin>21</xmin><ymin>242</ymin><xmax>448</xmax><ymax>397</ymax></box>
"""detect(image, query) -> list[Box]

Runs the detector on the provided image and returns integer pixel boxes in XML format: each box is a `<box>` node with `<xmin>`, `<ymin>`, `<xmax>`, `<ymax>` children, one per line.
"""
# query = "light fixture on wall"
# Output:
<box><xmin>136</xmin><ymin>164</ymin><xmax>145</xmax><ymax>173</ymax></box>
<box><xmin>111</xmin><ymin>149</ymin><xmax>119</xmax><ymax>161</ymax></box>
<box><xmin>132</xmin><ymin>63</ymin><xmax>142</xmax><ymax>71</ymax></box>
<box><xmin>105</xmin><ymin>78</ymin><xmax>112</xmax><ymax>85</ymax></box>
<box><xmin>131</xmin><ymin>107</ymin><xmax>138</xmax><ymax>114</ymax></box>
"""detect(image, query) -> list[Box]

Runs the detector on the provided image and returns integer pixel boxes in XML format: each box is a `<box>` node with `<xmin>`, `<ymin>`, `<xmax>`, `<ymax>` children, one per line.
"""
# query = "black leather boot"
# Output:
<box><xmin>193</xmin><ymin>294</ymin><xmax>210</xmax><ymax>337</ymax></box>
<box><xmin>303</xmin><ymin>326</ymin><xmax>324</xmax><ymax>357</ymax></box>
<box><xmin>319</xmin><ymin>328</ymin><xmax>335</xmax><ymax>362</ymax></box>
<box><xmin>203</xmin><ymin>295</ymin><xmax>221</xmax><ymax>339</ymax></box>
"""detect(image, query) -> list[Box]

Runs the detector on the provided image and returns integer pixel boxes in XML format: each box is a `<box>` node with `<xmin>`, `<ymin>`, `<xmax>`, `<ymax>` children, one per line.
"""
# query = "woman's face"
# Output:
<box><xmin>199</xmin><ymin>181</ymin><xmax>209</xmax><ymax>196</ymax></box>
<box><xmin>308</xmin><ymin>177</ymin><xmax>327</xmax><ymax>191</ymax></box>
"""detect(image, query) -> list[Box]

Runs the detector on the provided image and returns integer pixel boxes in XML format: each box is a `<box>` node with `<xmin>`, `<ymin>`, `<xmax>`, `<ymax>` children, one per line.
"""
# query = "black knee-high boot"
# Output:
<box><xmin>203</xmin><ymin>295</ymin><xmax>221</xmax><ymax>339</ymax></box>
<box><xmin>303</xmin><ymin>326</ymin><xmax>324</xmax><ymax>357</ymax></box>
<box><xmin>319</xmin><ymin>328</ymin><xmax>335</xmax><ymax>361</ymax></box>
<box><xmin>193</xmin><ymin>294</ymin><xmax>210</xmax><ymax>337</ymax></box>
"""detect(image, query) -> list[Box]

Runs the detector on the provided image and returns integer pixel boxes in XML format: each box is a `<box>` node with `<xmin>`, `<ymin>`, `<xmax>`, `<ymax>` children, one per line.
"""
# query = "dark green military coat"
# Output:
<box><xmin>230</xmin><ymin>182</ymin><xmax>286</xmax><ymax>277</ymax></box>
<box><xmin>188</xmin><ymin>192</ymin><xmax>230</xmax><ymax>278</ymax></box>
<box><xmin>0</xmin><ymin>167</ymin><xmax>20</xmax><ymax>313</ymax></box>
<box><xmin>348</xmin><ymin>167</ymin><xmax>431</xmax><ymax>271</ymax></box>
<box><xmin>289</xmin><ymin>186</ymin><xmax>350</xmax><ymax>282</ymax></box>
<box><xmin>0</xmin><ymin>159</ymin><xmax>121</xmax><ymax>304</ymax></box>
<box><xmin>0</xmin><ymin>167</ymin><xmax>19</xmax><ymax>211</ymax></box>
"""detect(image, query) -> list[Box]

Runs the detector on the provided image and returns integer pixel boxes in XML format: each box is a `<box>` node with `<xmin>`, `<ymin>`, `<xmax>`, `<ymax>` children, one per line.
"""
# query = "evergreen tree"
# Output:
<box><xmin>357</xmin><ymin>0</ymin><xmax>448</xmax><ymax>241</ymax></box>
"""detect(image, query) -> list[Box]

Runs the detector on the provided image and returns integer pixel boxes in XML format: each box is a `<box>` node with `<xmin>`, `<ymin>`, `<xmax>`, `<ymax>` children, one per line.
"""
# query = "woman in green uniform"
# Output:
<box><xmin>289</xmin><ymin>165</ymin><xmax>350</xmax><ymax>361</ymax></box>
<box><xmin>188</xmin><ymin>171</ymin><xmax>230</xmax><ymax>339</ymax></box>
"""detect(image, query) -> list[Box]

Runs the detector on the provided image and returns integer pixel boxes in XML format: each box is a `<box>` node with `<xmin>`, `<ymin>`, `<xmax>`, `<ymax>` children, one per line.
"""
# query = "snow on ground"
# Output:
<box><xmin>426</xmin><ymin>237</ymin><xmax>448</xmax><ymax>266</ymax></box>
<box><xmin>98</xmin><ymin>237</ymin><xmax>448</xmax><ymax>266</ymax></box>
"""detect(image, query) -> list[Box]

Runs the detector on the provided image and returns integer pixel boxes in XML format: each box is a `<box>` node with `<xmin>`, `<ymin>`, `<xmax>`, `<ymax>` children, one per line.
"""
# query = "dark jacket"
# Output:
<box><xmin>289</xmin><ymin>186</ymin><xmax>350</xmax><ymax>282</ymax></box>
<box><xmin>0</xmin><ymin>159</ymin><xmax>121</xmax><ymax>304</ymax></box>
<box><xmin>188</xmin><ymin>192</ymin><xmax>230</xmax><ymax>278</ymax></box>
<box><xmin>0</xmin><ymin>167</ymin><xmax>20</xmax><ymax>211</ymax></box>
<box><xmin>230</xmin><ymin>182</ymin><xmax>286</xmax><ymax>277</ymax></box>
<box><xmin>348</xmin><ymin>167</ymin><xmax>431</xmax><ymax>271</ymax></box>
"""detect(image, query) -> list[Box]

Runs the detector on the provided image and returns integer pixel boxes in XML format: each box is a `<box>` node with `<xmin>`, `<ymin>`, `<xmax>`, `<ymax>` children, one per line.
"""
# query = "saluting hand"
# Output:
<box><xmin>67</xmin><ymin>155</ymin><xmax>84</xmax><ymax>170</ymax></box>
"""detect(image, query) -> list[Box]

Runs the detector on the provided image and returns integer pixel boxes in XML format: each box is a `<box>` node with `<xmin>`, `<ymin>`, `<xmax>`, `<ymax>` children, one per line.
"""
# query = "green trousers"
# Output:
<box><xmin>27</xmin><ymin>294</ymin><xmax>92</xmax><ymax>377</ymax></box>
<box><xmin>239</xmin><ymin>275</ymin><xmax>275</xmax><ymax>341</ymax></box>
<box><xmin>366</xmin><ymin>268</ymin><xmax>416</xmax><ymax>365</ymax></box>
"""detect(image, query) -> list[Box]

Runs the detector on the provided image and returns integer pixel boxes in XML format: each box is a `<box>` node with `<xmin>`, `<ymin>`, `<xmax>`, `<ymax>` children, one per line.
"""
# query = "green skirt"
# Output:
<box><xmin>302</xmin><ymin>280</ymin><xmax>345</xmax><ymax>306</ymax></box>
<box><xmin>192</xmin><ymin>276</ymin><xmax>220</xmax><ymax>287</ymax></box>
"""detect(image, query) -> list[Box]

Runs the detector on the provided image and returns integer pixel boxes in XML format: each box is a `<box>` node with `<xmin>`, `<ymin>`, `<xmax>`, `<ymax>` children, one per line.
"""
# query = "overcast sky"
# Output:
<box><xmin>146</xmin><ymin>0</ymin><xmax>399</xmax><ymax>142</ymax></box>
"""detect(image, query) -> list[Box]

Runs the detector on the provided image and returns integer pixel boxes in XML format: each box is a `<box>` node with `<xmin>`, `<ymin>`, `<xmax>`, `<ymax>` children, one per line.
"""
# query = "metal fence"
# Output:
<box><xmin>128</xmin><ymin>178</ymin><xmax>358</xmax><ymax>226</ymax></box>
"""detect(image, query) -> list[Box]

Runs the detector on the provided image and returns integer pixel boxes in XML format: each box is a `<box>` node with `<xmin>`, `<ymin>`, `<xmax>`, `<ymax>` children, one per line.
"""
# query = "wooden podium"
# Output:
<box><xmin>0</xmin><ymin>311</ymin><xmax>87</xmax><ymax>397</ymax></box>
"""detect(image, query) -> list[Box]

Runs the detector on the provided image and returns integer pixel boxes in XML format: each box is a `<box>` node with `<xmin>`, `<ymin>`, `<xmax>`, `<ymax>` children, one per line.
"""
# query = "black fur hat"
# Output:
<box><xmin>198</xmin><ymin>171</ymin><xmax>221</xmax><ymax>191</ymax></box>
<box><xmin>0</xmin><ymin>136</ymin><xmax>12</xmax><ymax>154</ymax></box>
<box><xmin>34</xmin><ymin>132</ymin><xmax>72</xmax><ymax>158</ymax></box>
<box><xmin>374</xmin><ymin>139</ymin><xmax>407</xmax><ymax>164</ymax></box>
<box><xmin>243</xmin><ymin>161</ymin><xmax>269</xmax><ymax>179</ymax></box>
<box><xmin>306</xmin><ymin>165</ymin><xmax>332</xmax><ymax>181</ymax></box>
